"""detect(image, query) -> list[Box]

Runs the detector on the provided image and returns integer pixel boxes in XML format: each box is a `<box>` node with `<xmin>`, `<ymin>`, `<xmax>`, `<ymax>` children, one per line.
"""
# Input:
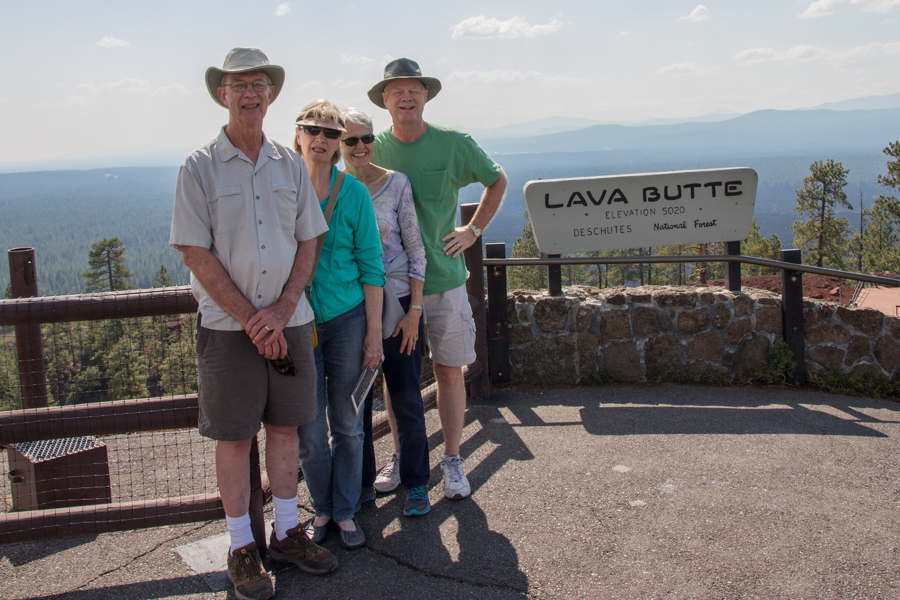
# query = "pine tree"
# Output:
<box><xmin>151</xmin><ymin>264</ymin><xmax>174</xmax><ymax>288</ymax></box>
<box><xmin>877</xmin><ymin>138</ymin><xmax>900</xmax><ymax>212</ymax></box>
<box><xmin>861</xmin><ymin>198</ymin><xmax>900</xmax><ymax>272</ymax></box>
<box><xmin>81</xmin><ymin>237</ymin><xmax>135</xmax><ymax>293</ymax></box>
<box><xmin>0</xmin><ymin>340</ymin><xmax>22</xmax><ymax>411</ymax></box>
<box><xmin>508</xmin><ymin>211</ymin><xmax>547</xmax><ymax>291</ymax></box>
<box><xmin>742</xmin><ymin>219</ymin><xmax>783</xmax><ymax>275</ymax></box>
<box><xmin>161</xmin><ymin>326</ymin><xmax>198</xmax><ymax>396</ymax></box>
<box><xmin>790</xmin><ymin>159</ymin><xmax>852</xmax><ymax>268</ymax></box>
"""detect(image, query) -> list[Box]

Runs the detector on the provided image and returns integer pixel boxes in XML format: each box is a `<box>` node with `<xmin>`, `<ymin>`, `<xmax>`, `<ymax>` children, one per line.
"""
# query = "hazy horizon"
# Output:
<box><xmin>3</xmin><ymin>1</ymin><xmax>899</xmax><ymax>171</ymax></box>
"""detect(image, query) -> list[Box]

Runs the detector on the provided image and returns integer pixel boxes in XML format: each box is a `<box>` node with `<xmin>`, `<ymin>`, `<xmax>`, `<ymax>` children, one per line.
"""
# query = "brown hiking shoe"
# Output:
<box><xmin>226</xmin><ymin>542</ymin><xmax>274</xmax><ymax>600</ymax></box>
<box><xmin>268</xmin><ymin>524</ymin><xmax>338</xmax><ymax>575</ymax></box>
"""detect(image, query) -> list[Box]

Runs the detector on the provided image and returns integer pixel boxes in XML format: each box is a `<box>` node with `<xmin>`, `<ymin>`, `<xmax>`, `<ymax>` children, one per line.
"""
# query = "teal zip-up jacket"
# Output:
<box><xmin>308</xmin><ymin>167</ymin><xmax>385</xmax><ymax>324</ymax></box>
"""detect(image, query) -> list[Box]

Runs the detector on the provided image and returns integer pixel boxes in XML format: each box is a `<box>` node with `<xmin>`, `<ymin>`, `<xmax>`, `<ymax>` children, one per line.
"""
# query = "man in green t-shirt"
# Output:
<box><xmin>368</xmin><ymin>58</ymin><xmax>507</xmax><ymax>501</ymax></box>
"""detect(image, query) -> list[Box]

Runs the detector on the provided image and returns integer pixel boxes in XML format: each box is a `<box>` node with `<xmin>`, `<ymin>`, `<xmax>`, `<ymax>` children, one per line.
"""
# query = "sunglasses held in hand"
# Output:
<box><xmin>270</xmin><ymin>352</ymin><xmax>297</xmax><ymax>376</ymax></box>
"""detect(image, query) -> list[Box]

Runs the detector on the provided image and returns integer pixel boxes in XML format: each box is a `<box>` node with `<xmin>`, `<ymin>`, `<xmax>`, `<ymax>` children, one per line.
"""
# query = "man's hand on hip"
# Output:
<box><xmin>441</xmin><ymin>226</ymin><xmax>478</xmax><ymax>259</ymax></box>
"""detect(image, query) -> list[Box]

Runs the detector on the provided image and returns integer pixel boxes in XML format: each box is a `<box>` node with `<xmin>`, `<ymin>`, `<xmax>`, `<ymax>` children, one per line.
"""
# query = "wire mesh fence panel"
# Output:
<box><xmin>0</xmin><ymin>283</ymin><xmax>470</xmax><ymax>542</ymax></box>
<box><xmin>0</xmin><ymin>327</ymin><xmax>20</xmax><ymax>412</ymax></box>
<box><xmin>39</xmin><ymin>314</ymin><xmax>198</xmax><ymax>408</ymax></box>
<box><xmin>0</xmin><ymin>308</ymin><xmax>218</xmax><ymax>540</ymax></box>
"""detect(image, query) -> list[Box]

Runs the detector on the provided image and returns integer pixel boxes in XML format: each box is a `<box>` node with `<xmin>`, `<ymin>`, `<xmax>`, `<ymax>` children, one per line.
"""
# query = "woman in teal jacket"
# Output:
<box><xmin>293</xmin><ymin>99</ymin><xmax>385</xmax><ymax>550</ymax></box>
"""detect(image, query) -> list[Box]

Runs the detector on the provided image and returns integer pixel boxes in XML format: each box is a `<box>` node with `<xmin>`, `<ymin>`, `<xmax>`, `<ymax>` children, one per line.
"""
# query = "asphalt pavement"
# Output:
<box><xmin>3</xmin><ymin>384</ymin><xmax>900</xmax><ymax>600</ymax></box>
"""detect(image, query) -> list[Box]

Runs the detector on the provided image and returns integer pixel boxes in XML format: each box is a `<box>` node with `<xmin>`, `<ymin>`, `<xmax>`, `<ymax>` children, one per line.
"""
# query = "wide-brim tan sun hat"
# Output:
<box><xmin>367</xmin><ymin>58</ymin><xmax>442</xmax><ymax>109</ymax></box>
<box><xmin>205</xmin><ymin>47</ymin><xmax>285</xmax><ymax>108</ymax></box>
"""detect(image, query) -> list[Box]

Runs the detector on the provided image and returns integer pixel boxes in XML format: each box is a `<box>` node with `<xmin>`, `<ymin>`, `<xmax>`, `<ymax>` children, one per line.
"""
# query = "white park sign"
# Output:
<box><xmin>523</xmin><ymin>168</ymin><xmax>758</xmax><ymax>254</ymax></box>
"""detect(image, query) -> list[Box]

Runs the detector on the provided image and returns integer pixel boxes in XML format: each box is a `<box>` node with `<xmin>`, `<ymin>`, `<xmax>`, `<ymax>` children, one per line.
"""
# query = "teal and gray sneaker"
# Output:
<box><xmin>403</xmin><ymin>485</ymin><xmax>431</xmax><ymax>516</ymax></box>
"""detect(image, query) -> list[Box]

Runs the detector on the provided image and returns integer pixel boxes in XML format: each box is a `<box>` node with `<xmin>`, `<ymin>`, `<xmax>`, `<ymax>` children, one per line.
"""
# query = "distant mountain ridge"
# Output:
<box><xmin>466</xmin><ymin>92</ymin><xmax>900</xmax><ymax>141</ymax></box>
<box><xmin>802</xmin><ymin>92</ymin><xmax>900</xmax><ymax>112</ymax></box>
<box><xmin>479</xmin><ymin>108</ymin><xmax>900</xmax><ymax>157</ymax></box>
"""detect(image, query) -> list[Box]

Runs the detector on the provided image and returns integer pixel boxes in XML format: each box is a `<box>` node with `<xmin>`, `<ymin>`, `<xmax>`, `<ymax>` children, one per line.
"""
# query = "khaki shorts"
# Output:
<box><xmin>196</xmin><ymin>322</ymin><xmax>317</xmax><ymax>441</ymax></box>
<box><xmin>422</xmin><ymin>284</ymin><xmax>477</xmax><ymax>368</ymax></box>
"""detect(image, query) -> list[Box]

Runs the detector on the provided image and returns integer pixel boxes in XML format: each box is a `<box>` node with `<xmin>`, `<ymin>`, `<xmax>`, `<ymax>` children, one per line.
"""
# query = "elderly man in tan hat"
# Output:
<box><xmin>368</xmin><ymin>58</ymin><xmax>507</xmax><ymax>503</ymax></box>
<box><xmin>170</xmin><ymin>47</ymin><xmax>336</xmax><ymax>600</ymax></box>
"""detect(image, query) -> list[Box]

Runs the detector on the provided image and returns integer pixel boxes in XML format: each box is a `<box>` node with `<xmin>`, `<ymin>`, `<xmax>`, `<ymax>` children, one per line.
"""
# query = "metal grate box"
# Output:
<box><xmin>7</xmin><ymin>437</ymin><xmax>112</xmax><ymax>511</ymax></box>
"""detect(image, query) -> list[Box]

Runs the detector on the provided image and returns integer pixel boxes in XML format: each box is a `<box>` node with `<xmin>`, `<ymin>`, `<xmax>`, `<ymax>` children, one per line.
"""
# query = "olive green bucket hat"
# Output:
<box><xmin>205</xmin><ymin>47</ymin><xmax>285</xmax><ymax>108</ymax></box>
<box><xmin>367</xmin><ymin>58</ymin><xmax>442</xmax><ymax>109</ymax></box>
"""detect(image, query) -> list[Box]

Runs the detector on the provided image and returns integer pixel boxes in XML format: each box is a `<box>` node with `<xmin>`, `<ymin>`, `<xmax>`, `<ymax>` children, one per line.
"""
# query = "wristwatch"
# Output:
<box><xmin>466</xmin><ymin>222</ymin><xmax>482</xmax><ymax>237</ymax></box>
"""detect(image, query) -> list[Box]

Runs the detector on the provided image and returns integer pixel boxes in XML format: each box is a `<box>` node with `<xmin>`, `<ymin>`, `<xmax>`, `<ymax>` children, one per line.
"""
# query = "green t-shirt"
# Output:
<box><xmin>373</xmin><ymin>124</ymin><xmax>502</xmax><ymax>295</ymax></box>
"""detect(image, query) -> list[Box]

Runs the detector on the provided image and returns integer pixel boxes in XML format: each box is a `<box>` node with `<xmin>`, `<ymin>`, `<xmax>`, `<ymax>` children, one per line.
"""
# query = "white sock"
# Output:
<box><xmin>273</xmin><ymin>495</ymin><xmax>298</xmax><ymax>541</ymax></box>
<box><xmin>226</xmin><ymin>512</ymin><xmax>255</xmax><ymax>554</ymax></box>
<box><xmin>442</xmin><ymin>454</ymin><xmax>461</xmax><ymax>462</ymax></box>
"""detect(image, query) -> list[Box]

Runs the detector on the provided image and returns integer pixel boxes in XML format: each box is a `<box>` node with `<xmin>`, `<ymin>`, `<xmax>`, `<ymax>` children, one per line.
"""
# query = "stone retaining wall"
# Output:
<box><xmin>506</xmin><ymin>285</ymin><xmax>900</xmax><ymax>386</ymax></box>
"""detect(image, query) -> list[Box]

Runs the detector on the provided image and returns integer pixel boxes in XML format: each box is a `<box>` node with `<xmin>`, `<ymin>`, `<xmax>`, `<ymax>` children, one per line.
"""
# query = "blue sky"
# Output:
<box><xmin>2</xmin><ymin>0</ymin><xmax>898</xmax><ymax>171</ymax></box>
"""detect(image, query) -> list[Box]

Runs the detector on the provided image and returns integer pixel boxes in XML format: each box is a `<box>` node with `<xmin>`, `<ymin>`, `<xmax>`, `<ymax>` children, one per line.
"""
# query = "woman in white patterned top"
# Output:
<box><xmin>341</xmin><ymin>107</ymin><xmax>432</xmax><ymax>517</ymax></box>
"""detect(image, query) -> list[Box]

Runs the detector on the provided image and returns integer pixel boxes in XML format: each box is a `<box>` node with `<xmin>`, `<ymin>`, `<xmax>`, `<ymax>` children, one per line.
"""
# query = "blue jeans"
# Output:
<box><xmin>362</xmin><ymin>296</ymin><xmax>430</xmax><ymax>490</ymax></box>
<box><xmin>298</xmin><ymin>301</ymin><xmax>367</xmax><ymax>523</ymax></box>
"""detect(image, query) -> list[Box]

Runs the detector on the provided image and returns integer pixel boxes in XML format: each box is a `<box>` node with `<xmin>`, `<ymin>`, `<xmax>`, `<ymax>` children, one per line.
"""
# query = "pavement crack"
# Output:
<box><xmin>72</xmin><ymin>521</ymin><xmax>213</xmax><ymax>591</ymax></box>
<box><xmin>362</xmin><ymin>545</ymin><xmax>527</xmax><ymax>596</ymax></box>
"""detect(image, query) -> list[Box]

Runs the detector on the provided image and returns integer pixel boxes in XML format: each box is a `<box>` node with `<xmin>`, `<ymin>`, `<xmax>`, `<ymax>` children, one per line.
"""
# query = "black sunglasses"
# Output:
<box><xmin>297</xmin><ymin>125</ymin><xmax>342</xmax><ymax>140</ymax></box>
<box><xmin>341</xmin><ymin>134</ymin><xmax>376</xmax><ymax>146</ymax></box>
<box><xmin>270</xmin><ymin>352</ymin><xmax>297</xmax><ymax>376</ymax></box>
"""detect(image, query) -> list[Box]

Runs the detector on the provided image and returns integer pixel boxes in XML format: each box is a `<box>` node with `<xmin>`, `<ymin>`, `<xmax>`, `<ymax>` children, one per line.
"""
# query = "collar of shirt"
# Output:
<box><xmin>214</xmin><ymin>126</ymin><xmax>283</xmax><ymax>167</ymax></box>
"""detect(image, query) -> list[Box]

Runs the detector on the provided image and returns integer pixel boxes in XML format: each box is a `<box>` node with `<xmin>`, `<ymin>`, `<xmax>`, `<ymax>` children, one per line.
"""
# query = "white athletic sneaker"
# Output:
<box><xmin>374</xmin><ymin>452</ymin><xmax>401</xmax><ymax>493</ymax></box>
<box><xmin>440</xmin><ymin>455</ymin><xmax>471</xmax><ymax>500</ymax></box>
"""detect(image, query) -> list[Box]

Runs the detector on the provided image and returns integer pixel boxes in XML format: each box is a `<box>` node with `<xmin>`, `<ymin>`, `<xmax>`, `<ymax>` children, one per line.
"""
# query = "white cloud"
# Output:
<box><xmin>852</xmin><ymin>0</ymin><xmax>900</xmax><ymax>12</ymax></box>
<box><xmin>332</xmin><ymin>79</ymin><xmax>364</xmax><ymax>90</ymax></box>
<box><xmin>297</xmin><ymin>80</ymin><xmax>323</xmax><ymax>91</ymax></box>
<box><xmin>619</xmin><ymin>31</ymin><xmax>629</xmax><ymax>36</ymax></box>
<box><xmin>341</xmin><ymin>54</ymin><xmax>375</xmax><ymax>66</ymax></box>
<box><xmin>838</xmin><ymin>40</ymin><xmax>900</xmax><ymax>59</ymax></box>
<box><xmin>451</xmin><ymin>15</ymin><xmax>562</xmax><ymax>39</ymax></box>
<box><xmin>678</xmin><ymin>5</ymin><xmax>710</xmax><ymax>22</ymax></box>
<box><xmin>448</xmin><ymin>69</ymin><xmax>586</xmax><ymax>85</ymax></box>
<box><xmin>153</xmin><ymin>83</ymin><xmax>192</xmax><ymax>96</ymax></box>
<box><xmin>799</xmin><ymin>0</ymin><xmax>846</xmax><ymax>18</ymax></box>
<box><xmin>733</xmin><ymin>41</ymin><xmax>900</xmax><ymax>64</ymax></box>
<box><xmin>656</xmin><ymin>62</ymin><xmax>714</xmax><ymax>76</ymax></box>
<box><xmin>96</xmin><ymin>37</ymin><xmax>129</xmax><ymax>48</ymax></box>
<box><xmin>74</xmin><ymin>78</ymin><xmax>152</xmax><ymax>94</ymax></box>
<box><xmin>733</xmin><ymin>45</ymin><xmax>828</xmax><ymax>64</ymax></box>
<box><xmin>799</xmin><ymin>0</ymin><xmax>899</xmax><ymax>18</ymax></box>
<box><xmin>275</xmin><ymin>2</ymin><xmax>290</xmax><ymax>17</ymax></box>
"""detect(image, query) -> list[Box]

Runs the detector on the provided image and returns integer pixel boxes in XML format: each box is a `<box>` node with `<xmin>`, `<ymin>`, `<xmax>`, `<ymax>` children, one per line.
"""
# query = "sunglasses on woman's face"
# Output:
<box><xmin>341</xmin><ymin>134</ymin><xmax>376</xmax><ymax>147</ymax></box>
<box><xmin>297</xmin><ymin>125</ymin><xmax>342</xmax><ymax>140</ymax></box>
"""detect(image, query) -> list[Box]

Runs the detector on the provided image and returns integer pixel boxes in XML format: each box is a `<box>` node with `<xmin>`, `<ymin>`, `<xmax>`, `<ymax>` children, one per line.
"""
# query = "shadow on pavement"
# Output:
<box><xmin>357</xmin><ymin>405</ymin><xmax>531</xmax><ymax>596</ymax></box>
<box><xmin>7</xmin><ymin>575</ymin><xmax>209</xmax><ymax>600</ymax></box>
<box><xmin>1</xmin><ymin>535</ymin><xmax>96</xmax><ymax>567</ymax></box>
<box><xmin>494</xmin><ymin>388</ymin><xmax>899</xmax><ymax>438</ymax></box>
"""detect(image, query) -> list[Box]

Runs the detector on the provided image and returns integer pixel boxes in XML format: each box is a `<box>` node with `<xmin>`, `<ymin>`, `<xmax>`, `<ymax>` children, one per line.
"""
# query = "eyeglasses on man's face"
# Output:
<box><xmin>222</xmin><ymin>81</ymin><xmax>271</xmax><ymax>94</ymax></box>
<box><xmin>297</xmin><ymin>125</ymin><xmax>343</xmax><ymax>140</ymax></box>
<box><xmin>341</xmin><ymin>134</ymin><xmax>375</xmax><ymax>147</ymax></box>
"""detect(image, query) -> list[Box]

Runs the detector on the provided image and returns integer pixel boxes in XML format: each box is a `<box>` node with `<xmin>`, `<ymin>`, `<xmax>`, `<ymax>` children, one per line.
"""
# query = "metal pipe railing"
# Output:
<box><xmin>483</xmin><ymin>255</ymin><xmax>900</xmax><ymax>288</ymax></box>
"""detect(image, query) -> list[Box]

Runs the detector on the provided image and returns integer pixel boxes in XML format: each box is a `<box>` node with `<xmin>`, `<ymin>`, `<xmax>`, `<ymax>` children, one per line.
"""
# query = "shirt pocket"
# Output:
<box><xmin>206</xmin><ymin>184</ymin><xmax>245</xmax><ymax>233</ymax></box>
<box><xmin>419</xmin><ymin>168</ymin><xmax>449</xmax><ymax>202</ymax></box>
<box><xmin>271</xmin><ymin>181</ymin><xmax>298</xmax><ymax>231</ymax></box>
